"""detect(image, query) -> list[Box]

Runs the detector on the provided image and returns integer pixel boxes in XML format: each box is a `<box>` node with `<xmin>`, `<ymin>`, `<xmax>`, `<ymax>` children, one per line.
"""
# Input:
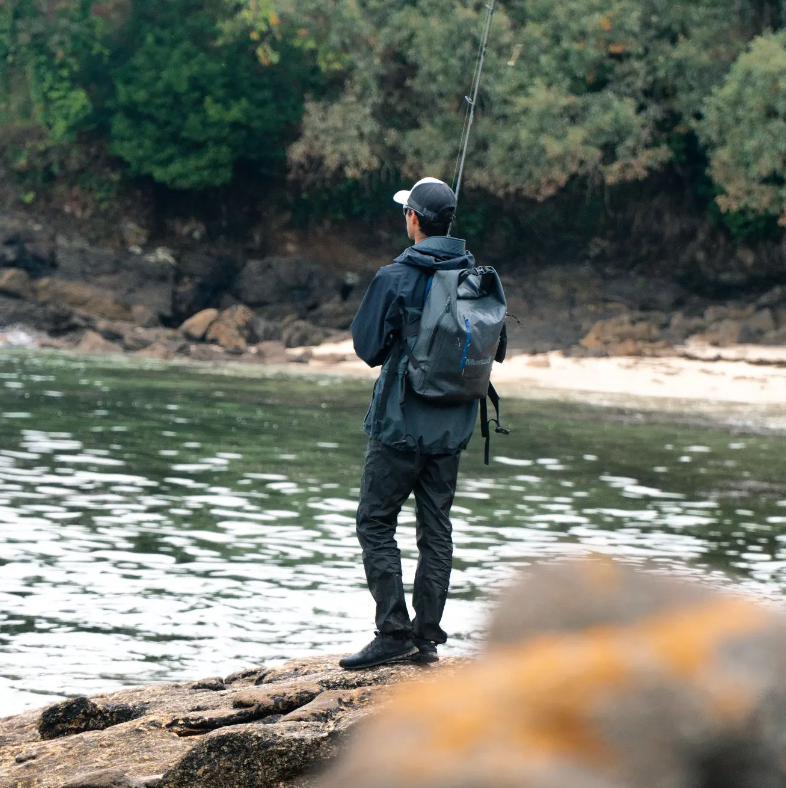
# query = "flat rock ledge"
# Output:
<box><xmin>0</xmin><ymin>655</ymin><xmax>463</xmax><ymax>788</ymax></box>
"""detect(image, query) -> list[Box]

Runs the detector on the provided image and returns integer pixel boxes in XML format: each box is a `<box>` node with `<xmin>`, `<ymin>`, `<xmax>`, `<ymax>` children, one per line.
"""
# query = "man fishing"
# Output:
<box><xmin>341</xmin><ymin>178</ymin><xmax>506</xmax><ymax>669</ymax></box>
<box><xmin>340</xmin><ymin>1</ymin><xmax>503</xmax><ymax>670</ymax></box>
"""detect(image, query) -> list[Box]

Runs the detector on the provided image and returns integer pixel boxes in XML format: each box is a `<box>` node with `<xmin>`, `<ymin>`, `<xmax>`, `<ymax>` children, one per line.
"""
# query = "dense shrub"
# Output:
<box><xmin>108</xmin><ymin>0</ymin><xmax>310</xmax><ymax>190</ymax></box>
<box><xmin>700</xmin><ymin>31</ymin><xmax>786</xmax><ymax>224</ymax></box>
<box><xmin>0</xmin><ymin>0</ymin><xmax>108</xmax><ymax>140</ymax></box>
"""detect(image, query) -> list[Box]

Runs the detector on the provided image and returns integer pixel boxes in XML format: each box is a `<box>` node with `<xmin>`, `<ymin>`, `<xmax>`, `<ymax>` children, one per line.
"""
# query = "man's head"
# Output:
<box><xmin>393</xmin><ymin>178</ymin><xmax>457</xmax><ymax>241</ymax></box>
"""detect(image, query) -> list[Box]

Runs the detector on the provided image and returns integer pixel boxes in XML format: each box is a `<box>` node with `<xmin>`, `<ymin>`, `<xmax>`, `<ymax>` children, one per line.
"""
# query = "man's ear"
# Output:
<box><xmin>410</xmin><ymin>211</ymin><xmax>421</xmax><ymax>231</ymax></box>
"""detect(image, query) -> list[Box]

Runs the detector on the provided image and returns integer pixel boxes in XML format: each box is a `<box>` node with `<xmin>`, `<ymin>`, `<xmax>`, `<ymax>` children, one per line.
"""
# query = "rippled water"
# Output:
<box><xmin>2</xmin><ymin>351</ymin><xmax>786</xmax><ymax>717</ymax></box>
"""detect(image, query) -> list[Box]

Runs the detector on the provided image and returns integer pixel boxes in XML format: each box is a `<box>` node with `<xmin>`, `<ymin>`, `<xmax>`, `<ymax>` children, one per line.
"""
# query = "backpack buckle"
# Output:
<box><xmin>495</xmin><ymin>426</ymin><xmax>511</xmax><ymax>436</ymax></box>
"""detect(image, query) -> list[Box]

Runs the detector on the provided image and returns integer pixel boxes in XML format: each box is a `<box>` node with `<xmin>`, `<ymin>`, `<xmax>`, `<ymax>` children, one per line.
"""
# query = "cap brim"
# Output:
<box><xmin>393</xmin><ymin>190</ymin><xmax>410</xmax><ymax>206</ymax></box>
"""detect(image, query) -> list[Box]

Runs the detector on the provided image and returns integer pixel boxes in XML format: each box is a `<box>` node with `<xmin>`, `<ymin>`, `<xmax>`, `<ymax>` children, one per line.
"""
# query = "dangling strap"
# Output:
<box><xmin>480</xmin><ymin>382</ymin><xmax>510</xmax><ymax>465</ymax></box>
<box><xmin>480</xmin><ymin>396</ymin><xmax>491</xmax><ymax>465</ymax></box>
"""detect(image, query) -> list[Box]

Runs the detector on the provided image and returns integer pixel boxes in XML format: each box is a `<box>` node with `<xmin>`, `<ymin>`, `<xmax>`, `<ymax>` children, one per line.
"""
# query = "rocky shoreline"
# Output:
<box><xmin>7</xmin><ymin>562</ymin><xmax>786</xmax><ymax>788</ymax></box>
<box><xmin>0</xmin><ymin>655</ymin><xmax>459</xmax><ymax>788</ymax></box>
<box><xmin>2</xmin><ymin>212</ymin><xmax>786</xmax><ymax>367</ymax></box>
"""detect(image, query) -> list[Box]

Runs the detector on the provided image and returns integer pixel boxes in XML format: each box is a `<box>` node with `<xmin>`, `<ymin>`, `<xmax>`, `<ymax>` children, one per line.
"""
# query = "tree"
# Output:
<box><xmin>699</xmin><ymin>31</ymin><xmax>786</xmax><ymax>224</ymax></box>
<box><xmin>278</xmin><ymin>0</ymin><xmax>765</xmax><ymax>202</ymax></box>
<box><xmin>108</xmin><ymin>0</ymin><xmax>313</xmax><ymax>190</ymax></box>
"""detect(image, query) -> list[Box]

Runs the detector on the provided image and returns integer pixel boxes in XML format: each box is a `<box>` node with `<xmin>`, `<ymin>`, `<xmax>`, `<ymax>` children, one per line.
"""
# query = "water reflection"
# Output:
<box><xmin>1</xmin><ymin>352</ymin><xmax>786</xmax><ymax>717</ymax></box>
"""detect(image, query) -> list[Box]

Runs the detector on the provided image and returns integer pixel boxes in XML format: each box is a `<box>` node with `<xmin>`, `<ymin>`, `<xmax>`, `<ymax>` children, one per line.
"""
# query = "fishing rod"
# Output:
<box><xmin>452</xmin><ymin>0</ymin><xmax>497</xmax><ymax>214</ymax></box>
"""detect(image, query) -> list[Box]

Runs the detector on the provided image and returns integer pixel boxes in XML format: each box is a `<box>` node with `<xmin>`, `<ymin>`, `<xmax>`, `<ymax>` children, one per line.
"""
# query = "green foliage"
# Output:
<box><xmin>283</xmin><ymin>0</ymin><xmax>762</xmax><ymax>204</ymax></box>
<box><xmin>3</xmin><ymin>0</ymin><xmax>786</xmax><ymax>244</ymax></box>
<box><xmin>0</xmin><ymin>0</ymin><xmax>108</xmax><ymax>140</ymax></box>
<box><xmin>108</xmin><ymin>0</ymin><xmax>311</xmax><ymax>190</ymax></box>
<box><xmin>699</xmin><ymin>31</ymin><xmax>786</xmax><ymax>225</ymax></box>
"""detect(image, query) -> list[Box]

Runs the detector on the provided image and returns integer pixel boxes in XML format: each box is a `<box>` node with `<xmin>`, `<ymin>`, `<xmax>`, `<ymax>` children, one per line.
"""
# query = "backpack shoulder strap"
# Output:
<box><xmin>375</xmin><ymin>272</ymin><xmax>433</xmax><ymax>418</ymax></box>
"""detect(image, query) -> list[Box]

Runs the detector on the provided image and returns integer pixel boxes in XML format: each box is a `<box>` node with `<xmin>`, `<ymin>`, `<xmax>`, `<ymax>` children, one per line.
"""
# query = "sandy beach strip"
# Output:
<box><xmin>299</xmin><ymin>339</ymin><xmax>786</xmax><ymax>428</ymax></box>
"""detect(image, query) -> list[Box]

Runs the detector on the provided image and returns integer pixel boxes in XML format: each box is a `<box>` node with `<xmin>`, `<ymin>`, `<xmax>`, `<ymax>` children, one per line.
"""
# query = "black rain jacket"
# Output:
<box><xmin>351</xmin><ymin>236</ymin><xmax>479</xmax><ymax>455</ymax></box>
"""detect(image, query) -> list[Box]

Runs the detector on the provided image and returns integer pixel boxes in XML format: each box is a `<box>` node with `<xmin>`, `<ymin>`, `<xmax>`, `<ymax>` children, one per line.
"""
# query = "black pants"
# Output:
<box><xmin>356</xmin><ymin>438</ymin><xmax>461</xmax><ymax>644</ymax></box>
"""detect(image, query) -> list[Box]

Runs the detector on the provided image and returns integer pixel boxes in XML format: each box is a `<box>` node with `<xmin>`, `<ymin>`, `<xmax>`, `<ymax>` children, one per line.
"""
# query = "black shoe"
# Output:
<box><xmin>411</xmin><ymin>638</ymin><xmax>439</xmax><ymax>664</ymax></box>
<box><xmin>339</xmin><ymin>632</ymin><xmax>418</xmax><ymax>670</ymax></box>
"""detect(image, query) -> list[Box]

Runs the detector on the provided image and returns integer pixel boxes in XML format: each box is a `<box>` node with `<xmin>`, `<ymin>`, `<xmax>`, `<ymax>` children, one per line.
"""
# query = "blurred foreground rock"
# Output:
<box><xmin>321</xmin><ymin>560</ymin><xmax>786</xmax><ymax>788</ymax></box>
<box><xmin>5</xmin><ymin>562</ymin><xmax>786</xmax><ymax>788</ymax></box>
<box><xmin>0</xmin><ymin>656</ymin><xmax>460</xmax><ymax>788</ymax></box>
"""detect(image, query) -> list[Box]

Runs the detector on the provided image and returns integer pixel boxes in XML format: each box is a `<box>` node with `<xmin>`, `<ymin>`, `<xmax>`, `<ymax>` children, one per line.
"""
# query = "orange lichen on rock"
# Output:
<box><xmin>320</xmin><ymin>561</ymin><xmax>786</xmax><ymax>788</ymax></box>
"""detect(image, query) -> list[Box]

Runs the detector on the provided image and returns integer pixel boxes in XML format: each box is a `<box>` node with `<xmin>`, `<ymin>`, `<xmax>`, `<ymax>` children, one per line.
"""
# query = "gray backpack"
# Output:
<box><xmin>384</xmin><ymin>265</ymin><xmax>510</xmax><ymax>463</ymax></box>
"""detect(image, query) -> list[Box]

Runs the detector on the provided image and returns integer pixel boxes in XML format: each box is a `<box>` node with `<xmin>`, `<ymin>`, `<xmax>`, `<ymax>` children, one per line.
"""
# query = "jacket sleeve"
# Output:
<box><xmin>351</xmin><ymin>269</ymin><xmax>405</xmax><ymax>368</ymax></box>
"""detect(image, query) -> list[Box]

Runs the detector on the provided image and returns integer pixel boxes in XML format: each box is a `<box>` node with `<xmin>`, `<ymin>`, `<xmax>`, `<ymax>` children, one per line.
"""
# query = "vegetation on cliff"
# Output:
<box><xmin>2</xmin><ymin>1</ymin><xmax>786</xmax><ymax>250</ymax></box>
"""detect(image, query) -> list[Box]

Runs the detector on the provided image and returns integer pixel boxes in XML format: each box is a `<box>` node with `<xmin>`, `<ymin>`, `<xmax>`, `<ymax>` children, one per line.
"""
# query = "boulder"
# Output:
<box><xmin>0</xmin><ymin>217</ymin><xmax>52</xmax><ymax>272</ymax></box>
<box><xmin>607</xmin><ymin>339</ymin><xmax>642</xmax><ymax>356</ymax></box>
<box><xmin>39</xmin><ymin>697</ymin><xmax>145</xmax><ymax>740</ymax></box>
<box><xmin>94</xmin><ymin>319</ymin><xmax>128</xmax><ymax>343</ymax></box>
<box><xmin>703</xmin><ymin>303</ymin><xmax>756</xmax><ymax>323</ymax></box>
<box><xmin>75</xmin><ymin>331</ymin><xmax>124</xmax><ymax>356</ymax></box>
<box><xmin>172</xmin><ymin>252</ymin><xmax>238</xmax><ymax>321</ymax></box>
<box><xmin>667</xmin><ymin>312</ymin><xmax>706</xmax><ymax>342</ymax></box>
<box><xmin>159</xmin><ymin>722</ymin><xmax>336</xmax><ymax>788</ymax></box>
<box><xmin>130</xmin><ymin>304</ymin><xmax>159</xmax><ymax>328</ymax></box>
<box><xmin>249</xmin><ymin>315</ymin><xmax>283</xmax><ymax>343</ymax></box>
<box><xmin>0</xmin><ymin>293</ymin><xmax>39</xmax><ymax>329</ymax></box>
<box><xmin>0</xmin><ymin>268</ymin><xmax>34</xmax><ymax>299</ymax></box>
<box><xmin>232</xmin><ymin>256</ymin><xmax>344</xmax><ymax>312</ymax></box>
<box><xmin>692</xmin><ymin>318</ymin><xmax>742</xmax><ymax>347</ymax></box>
<box><xmin>23</xmin><ymin>241</ymin><xmax>57</xmax><ymax>275</ymax></box>
<box><xmin>757</xmin><ymin>285</ymin><xmax>785</xmax><ymax>308</ymax></box>
<box><xmin>38</xmin><ymin>336</ymin><xmax>73</xmax><ymax>350</ymax></box>
<box><xmin>209</xmin><ymin>327</ymin><xmax>247</xmax><ymax>354</ymax></box>
<box><xmin>745</xmin><ymin>308</ymin><xmax>776</xmax><ymax>335</ymax></box>
<box><xmin>62</xmin><ymin>768</ymin><xmax>143</xmax><ymax>788</ymax></box>
<box><xmin>134</xmin><ymin>343</ymin><xmax>174</xmax><ymax>360</ymax></box>
<box><xmin>187</xmin><ymin>343</ymin><xmax>226</xmax><ymax>362</ymax></box>
<box><xmin>761</xmin><ymin>327</ymin><xmax>786</xmax><ymax>346</ymax></box>
<box><xmin>190</xmin><ymin>677</ymin><xmax>226</xmax><ymax>692</ymax></box>
<box><xmin>36</xmin><ymin>278</ymin><xmax>133</xmax><ymax>322</ymax></box>
<box><xmin>39</xmin><ymin>304</ymin><xmax>95</xmax><ymax>337</ymax></box>
<box><xmin>307</xmin><ymin>297</ymin><xmax>361</xmax><ymax>331</ymax></box>
<box><xmin>282</xmin><ymin>320</ymin><xmax>334</xmax><ymax>349</ymax></box>
<box><xmin>320</xmin><ymin>560</ymin><xmax>786</xmax><ymax>788</ymax></box>
<box><xmin>54</xmin><ymin>241</ymin><xmax>174</xmax><ymax>320</ymax></box>
<box><xmin>179</xmin><ymin>308</ymin><xmax>219</xmax><ymax>341</ymax></box>
<box><xmin>580</xmin><ymin>314</ymin><xmax>661</xmax><ymax>350</ymax></box>
<box><xmin>121</xmin><ymin>327</ymin><xmax>183</xmax><ymax>353</ymax></box>
<box><xmin>205</xmin><ymin>305</ymin><xmax>256</xmax><ymax>353</ymax></box>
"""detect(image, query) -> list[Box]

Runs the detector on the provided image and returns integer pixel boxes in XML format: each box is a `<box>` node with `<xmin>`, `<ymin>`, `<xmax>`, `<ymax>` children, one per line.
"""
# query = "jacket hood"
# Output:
<box><xmin>394</xmin><ymin>236</ymin><xmax>474</xmax><ymax>271</ymax></box>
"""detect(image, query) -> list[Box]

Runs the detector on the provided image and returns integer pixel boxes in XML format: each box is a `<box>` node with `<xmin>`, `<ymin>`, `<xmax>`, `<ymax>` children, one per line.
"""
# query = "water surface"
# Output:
<box><xmin>2</xmin><ymin>351</ymin><xmax>786</xmax><ymax>716</ymax></box>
